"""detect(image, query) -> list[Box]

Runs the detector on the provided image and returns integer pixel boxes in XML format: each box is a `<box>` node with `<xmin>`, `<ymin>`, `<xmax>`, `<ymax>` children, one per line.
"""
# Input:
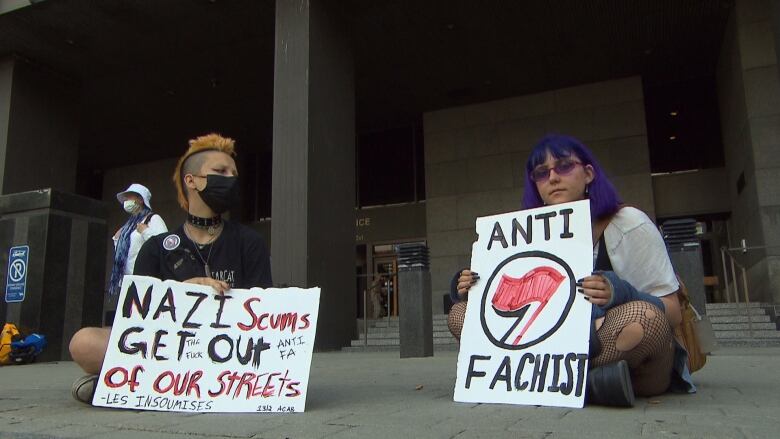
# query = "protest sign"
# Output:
<box><xmin>454</xmin><ymin>200</ymin><xmax>593</xmax><ymax>408</ymax></box>
<box><xmin>93</xmin><ymin>275</ymin><xmax>320</xmax><ymax>413</ymax></box>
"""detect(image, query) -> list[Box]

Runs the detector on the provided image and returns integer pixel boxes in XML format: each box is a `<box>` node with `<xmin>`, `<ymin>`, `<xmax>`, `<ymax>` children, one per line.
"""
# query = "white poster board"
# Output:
<box><xmin>93</xmin><ymin>275</ymin><xmax>320</xmax><ymax>413</ymax></box>
<box><xmin>454</xmin><ymin>200</ymin><xmax>593</xmax><ymax>408</ymax></box>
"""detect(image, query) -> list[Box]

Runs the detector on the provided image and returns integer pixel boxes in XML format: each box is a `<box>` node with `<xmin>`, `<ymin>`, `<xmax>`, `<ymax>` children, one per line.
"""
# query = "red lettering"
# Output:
<box><xmin>258</xmin><ymin>313</ymin><xmax>269</xmax><ymax>330</ymax></box>
<box><xmin>277</xmin><ymin>370</ymin><xmax>292</xmax><ymax>396</ymax></box>
<box><xmin>233</xmin><ymin>372</ymin><xmax>256</xmax><ymax>400</ymax></box>
<box><xmin>285</xmin><ymin>381</ymin><xmax>302</xmax><ymax>397</ymax></box>
<box><xmin>172</xmin><ymin>372</ymin><xmax>190</xmax><ymax>396</ymax></box>
<box><xmin>262</xmin><ymin>372</ymin><xmax>280</xmax><ymax>398</ymax></box>
<box><xmin>208</xmin><ymin>371</ymin><xmax>231</xmax><ymax>397</ymax></box>
<box><xmin>153</xmin><ymin>371</ymin><xmax>176</xmax><ymax>394</ymax></box>
<box><xmin>299</xmin><ymin>314</ymin><xmax>311</xmax><ymax>330</ymax></box>
<box><xmin>104</xmin><ymin>367</ymin><xmax>128</xmax><ymax>388</ymax></box>
<box><xmin>237</xmin><ymin>298</ymin><xmax>262</xmax><ymax>331</ymax></box>
<box><xmin>128</xmin><ymin>365</ymin><xmax>145</xmax><ymax>392</ymax></box>
<box><xmin>187</xmin><ymin>370</ymin><xmax>203</xmax><ymax>398</ymax></box>
<box><xmin>223</xmin><ymin>371</ymin><xmax>241</xmax><ymax>396</ymax></box>
<box><xmin>268</xmin><ymin>313</ymin><xmax>299</xmax><ymax>332</ymax></box>
<box><xmin>251</xmin><ymin>373</ymin><xmax>269</xmax><ymax>397</ymax></box>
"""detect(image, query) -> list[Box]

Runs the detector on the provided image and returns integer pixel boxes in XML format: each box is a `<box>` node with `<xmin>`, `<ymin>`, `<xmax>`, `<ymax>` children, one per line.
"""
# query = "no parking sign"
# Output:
<box><xmin>5</xmin><ymin>245</ymin><xmax>29</xmax><ymax>303</ymax></box>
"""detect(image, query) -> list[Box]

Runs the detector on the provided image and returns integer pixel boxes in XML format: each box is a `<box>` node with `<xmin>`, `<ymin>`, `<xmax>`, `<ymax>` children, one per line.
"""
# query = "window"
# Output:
<box><xmin>357</xmin><ymin>125</ymin><xmax>425</xmax><ymax>206</ymax></box>
<box><xmin>644</xmin><ymin>77</ymin><xmax>725</xmax><ymax>173</ymax></box>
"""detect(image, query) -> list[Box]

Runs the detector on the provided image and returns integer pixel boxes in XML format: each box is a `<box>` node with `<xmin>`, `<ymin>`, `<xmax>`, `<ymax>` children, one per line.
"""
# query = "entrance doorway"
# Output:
<box><xmin>357</xmin><ymin>239</ymin><xmax>426</xmax><ymax>320</ymax></box>
<box><xmin>374</xmin><ymin>255</ymin><xmax>397</xmax><ymax>317</ymax></box>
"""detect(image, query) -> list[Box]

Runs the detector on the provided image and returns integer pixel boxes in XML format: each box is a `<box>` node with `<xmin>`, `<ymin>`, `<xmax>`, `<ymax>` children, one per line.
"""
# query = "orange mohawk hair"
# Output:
<box><xmin>173</xmin><ymin>133</ymin><xmax>236</xmax><ymax>211</ymax></box>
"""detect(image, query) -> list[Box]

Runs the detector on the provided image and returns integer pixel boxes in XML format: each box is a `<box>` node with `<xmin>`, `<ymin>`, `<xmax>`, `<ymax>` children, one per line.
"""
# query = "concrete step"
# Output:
<box><xmin>705</xmin><ymin>302</ymin><xmax>769</xmax><ymax>309</ymax></box>
<box><xmin>341</xmin><ymin>343</ymin><xmax>459</xmax><ymax>353</ymax></box>
<box><xmin>349</xmin><ymin>337</ymin><xmax>458</xmax><ymax>347</ymax></box>
<box><xmin>355</xmin><ymin>330</ymin><xmax>453</xmax><ymax>340</ymax></box>
<box><xmin>705</xmin><ymin>307</ymin><xmax>769</xmax><ymax>317</ymax></box>
<box><xmin>709</xmin><ymin>315</ymin><xmax>772</xmax><ymax>324</ymax></box>
<box><xmin>366</xmin><ymin>322</ymin><xmax>447</xmax><ymax>333</ymax></box>
<box><xmin>712</xmin><ymin>338</ymin><xmax>780</xmax><ymax>347</ymax></box>
<box><xmin>711</xmin><ymin>322</ymin><xmax>777</xmax><ymax>331</ymax></box>
<box><xmin>714</xmin><ymin>330</ymin><xmax>780</xmax><ymax>339</ymax></box>
<box><xmin>360</xmin><ymin>315</ymin><xmax>449</xmax><ymax>327</ymax></box>
<box><xmin>360</xmin><ymin>325</ymin><xmax>450</xmax><ymax>336</ymax></box>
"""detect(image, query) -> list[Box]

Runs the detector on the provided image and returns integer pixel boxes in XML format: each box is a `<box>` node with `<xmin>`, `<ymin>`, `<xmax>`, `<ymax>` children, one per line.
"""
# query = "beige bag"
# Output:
<box><xmin>674</xmin><ymin>276</ymin><xmax>710</xmax><ymax>373</ymax></box>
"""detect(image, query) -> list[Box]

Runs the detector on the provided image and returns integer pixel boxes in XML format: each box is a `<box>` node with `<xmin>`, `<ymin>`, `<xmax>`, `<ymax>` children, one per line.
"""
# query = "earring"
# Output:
<box><xmin>585</xmin><ymin>185</ymin><xmax>590</xmax><ymax>197</ymax></box>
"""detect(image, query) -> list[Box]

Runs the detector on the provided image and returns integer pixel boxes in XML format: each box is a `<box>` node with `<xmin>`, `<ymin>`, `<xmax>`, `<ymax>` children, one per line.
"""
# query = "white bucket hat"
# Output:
<box><xmin>116</xmin><ymin>183</ymin><xmax>152</xmax><ymax>210</ymax></box>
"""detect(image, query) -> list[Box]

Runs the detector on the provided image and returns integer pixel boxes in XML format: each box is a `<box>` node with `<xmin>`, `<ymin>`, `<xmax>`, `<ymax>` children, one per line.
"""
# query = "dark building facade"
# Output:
<box><xmin>2</xmin><ymin>0</ymin><xmax>780</xmax><ymax>352</ymax></box>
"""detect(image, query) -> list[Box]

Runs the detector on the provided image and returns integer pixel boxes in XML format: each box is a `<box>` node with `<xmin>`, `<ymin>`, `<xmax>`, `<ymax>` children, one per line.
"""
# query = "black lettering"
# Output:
<box><xmin>487</xmin><ymin>222</ymin><xmax>508</xmax><ymax>250</ymax></box>
<box><xmin>118</xmin><ymin>326</ymin><xmax>147</xmax><ymax>358</ymax></box>
<box><xmin>466</xmin><ymin>355</ymin><xmax>491</xmax><ymax>389</ymax></box>
<box><xmin>176</xmin><ymin>331</ymin><xmax>196</xmax><ymax>361</ymax></box>
<box><xmin>489</xmin><ymin>356</ymin><xmax>512</xmax><ymax>391</ymax></box>
<box><xmin>534</xmin><ymin>211</ymin><xmax>557</xmax><ymax>241</ymax></box>
<box><xmin>511</xmin><ymin>215</ymin><xmax>533</xmax><ymax>246</ymax></box>
<box><xmin>253</xmin><ymin>337</ymin><xmax>272</xmax><ymax>368</ymax></box>
<box><xmin>236</xmin><ymin>336</ymin><xmax>253</xmax><ymax>366</ymax></box>
<box><xmin>546</xmin><ymin>354</ymin><xmax>564</xmax><ymax>392</ymax></box>
<box><xmin>151</xmin><ymin>330</ymin><xmax>168</xmax><ymax>361</ymax></box>
<box><xmin>574</xmin><ymin>353</ymin><xmax>588</xmax><ymax>397</ymax></box>
<box><xmin>210</xmin><ymin>294</ymin><xmax>232</xmax><ymax>329</ymax></box>
<box><xmin>529</xmin><ymin>354</ymin><xmax>542</xmax><ymax>392</ymax></box>
<box><xmin>536</xmin><ymin>354</ymin><xmax>551</xmax><ymax>392</ymax></box>
<box><xmin>515</xmin><ymin>353</ymin><xmax>534</xmax><ymax>391</ymax></box>
<box><xmin>208</xmin><ymin>334</ymin><xmax>233</xmax><ymax>363</ymax></box>
<box><xmin>559</xmin><ymin>208</ymin><xmax>574</xmax><ymax>239</ymax></box>
<box><xmin>183</xmin><ymin>292</ymin><xmax>208</xmax><ymax>329</ymax></box>
<box><xmin>561</xmin><ymin>353</ymin><xmax>577</xmax><ymax>395</ymax></box>
<box><xmin>121</xmin><ymin>282</ymin><xmax>153</xmax><ymax>319</ymax></box>
<box><xmin>152</xmin><ymin>288</ymin><xmax>177</xmax><ymax>322</ymax></box>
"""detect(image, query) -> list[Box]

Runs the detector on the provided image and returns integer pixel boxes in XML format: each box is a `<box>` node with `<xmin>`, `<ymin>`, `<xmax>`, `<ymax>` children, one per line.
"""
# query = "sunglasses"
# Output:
<box><xmin>530</xmin><ymin>158</ymin><xmax>583</xmax><ymax>182</ymax></box>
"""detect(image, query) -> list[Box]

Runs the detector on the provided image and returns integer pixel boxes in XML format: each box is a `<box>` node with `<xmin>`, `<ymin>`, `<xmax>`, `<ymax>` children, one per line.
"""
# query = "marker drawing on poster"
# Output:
<box><xmin>454</xmin><ymin>200</ymin><xmax>593</xmax><ymax>408</ymax></box>
<box><xmin>93</xmin><ymin>275</ymin><xmax>320</xmax><ymax>413</ymax></box>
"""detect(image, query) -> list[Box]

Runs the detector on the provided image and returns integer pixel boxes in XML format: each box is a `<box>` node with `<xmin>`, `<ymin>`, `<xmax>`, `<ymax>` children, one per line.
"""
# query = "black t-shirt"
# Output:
<box><xmin>133</xmin><ymin>220</ymin><xmax>272</xmax><ymax>289</ymax></box>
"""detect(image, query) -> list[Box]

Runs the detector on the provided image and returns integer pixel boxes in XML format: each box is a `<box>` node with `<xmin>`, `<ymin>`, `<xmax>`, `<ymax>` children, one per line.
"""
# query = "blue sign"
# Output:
<box><xmin>6</xmin><ymin>245</ymin><xmax>29</xmax><ymax>303</ymax></box>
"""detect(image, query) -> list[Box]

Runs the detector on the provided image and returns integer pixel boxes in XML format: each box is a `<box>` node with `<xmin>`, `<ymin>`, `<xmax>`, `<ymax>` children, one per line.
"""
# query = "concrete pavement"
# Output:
<box><xmin>1</xmin><ymin>347</ymin><xmax>778</xmax><ymax>439</ymax></box>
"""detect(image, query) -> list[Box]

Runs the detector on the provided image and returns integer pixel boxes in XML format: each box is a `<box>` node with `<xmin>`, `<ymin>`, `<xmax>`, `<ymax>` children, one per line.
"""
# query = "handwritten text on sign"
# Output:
<box><xmin>454</xmin><ymin>200</ymin><xmax>593</xmax><ymax>408</ymax></box>
<box><xmin>93</xmin><ymin>276</ymin><xmax>320</xmax><ymax>413</ymax></box>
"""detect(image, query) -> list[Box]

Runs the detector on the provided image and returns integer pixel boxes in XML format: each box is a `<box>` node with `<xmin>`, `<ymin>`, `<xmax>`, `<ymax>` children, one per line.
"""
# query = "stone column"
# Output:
<box><xmin>397</xmin><ymin>243</ymin><xmax>433</xmax><ymax>358</ymax></box>
<box><xmin>0</xmin><ymin>56</ymin><xmax>80</xmax><ymax>195</ymax></box>
<box><xmin>271</xmin><ymin>0</ymin><xmax>356</xmax><ymax>349</ymax></box>
<box><xmin>717</xmin><ymin>0</ymin><xmax>780</xmax><ymax>302</ymax></box>
<box><xmin>0</xmin><ymin>189</ymin><xmax>108</xmax><ymax>361</ymax></box>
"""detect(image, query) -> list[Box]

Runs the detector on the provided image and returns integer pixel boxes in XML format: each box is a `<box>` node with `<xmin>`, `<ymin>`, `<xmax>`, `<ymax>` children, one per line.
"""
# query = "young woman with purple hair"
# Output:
<box><xmin>449</xmin><ymin>134</ymin><xmax>694</xmax><ymax>406</ymax></box>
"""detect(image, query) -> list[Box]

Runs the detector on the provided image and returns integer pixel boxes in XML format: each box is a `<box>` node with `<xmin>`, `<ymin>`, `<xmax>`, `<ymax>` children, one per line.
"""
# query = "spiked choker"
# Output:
<box><xmin>187</xmin><ymin>213</ymin><xmax>222</xmax><ymax>232</ymax></box>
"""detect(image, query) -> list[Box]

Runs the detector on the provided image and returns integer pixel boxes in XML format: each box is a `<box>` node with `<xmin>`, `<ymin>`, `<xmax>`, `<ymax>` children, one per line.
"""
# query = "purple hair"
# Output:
<box><xmin>521</xmin><ymin>134</ymin><xmax>621</xmax><ymax>219</ymax></box>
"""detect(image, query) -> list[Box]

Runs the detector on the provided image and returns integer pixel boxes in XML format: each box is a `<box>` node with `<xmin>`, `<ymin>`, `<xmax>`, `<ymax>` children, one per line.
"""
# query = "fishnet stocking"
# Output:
<box><xmin>592</xmin><ymin>301</ymin><xmax>674</xmax><ymax>396</ymax></box>
<box><xmin>448</xmin><ymin>301</ymin><xmax>467</xmax><ymax>341</ymax></box>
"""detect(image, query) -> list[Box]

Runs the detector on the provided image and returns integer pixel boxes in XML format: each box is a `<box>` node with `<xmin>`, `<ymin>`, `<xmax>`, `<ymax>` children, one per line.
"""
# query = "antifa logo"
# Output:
<box><xmin>479</xmin><ymin>251</ymin><xmax>576</xmax><ymax>350</ymax></box>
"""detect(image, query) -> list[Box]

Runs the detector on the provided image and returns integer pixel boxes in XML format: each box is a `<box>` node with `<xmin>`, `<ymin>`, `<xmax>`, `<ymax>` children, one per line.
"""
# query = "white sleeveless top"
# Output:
<box><xmin>596</xmin><ymin>207</ymin><xmax>679</xmax><ymax>297</ymax></box>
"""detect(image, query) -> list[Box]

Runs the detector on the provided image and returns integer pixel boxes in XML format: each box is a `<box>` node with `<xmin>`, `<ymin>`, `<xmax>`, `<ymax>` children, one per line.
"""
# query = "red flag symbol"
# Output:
<box><xmin>491</xmin><ymin>266</ymin><xmax>565</xmax><ymax>345</ymax></box>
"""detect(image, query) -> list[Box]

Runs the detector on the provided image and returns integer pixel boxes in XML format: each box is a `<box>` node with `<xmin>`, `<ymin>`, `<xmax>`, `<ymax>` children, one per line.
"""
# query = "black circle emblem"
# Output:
<box><xmin>479</xmin><ymin>250</ymin><xmax>576</xmax><ymax>350</ymax></box>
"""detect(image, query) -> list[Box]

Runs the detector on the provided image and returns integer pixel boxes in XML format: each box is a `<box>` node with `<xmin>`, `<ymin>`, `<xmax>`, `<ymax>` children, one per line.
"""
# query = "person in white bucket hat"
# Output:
<box><xmin>108</xmin><ymin>183</ymin><xmax>168</xmax><ymax>296</ymax></box>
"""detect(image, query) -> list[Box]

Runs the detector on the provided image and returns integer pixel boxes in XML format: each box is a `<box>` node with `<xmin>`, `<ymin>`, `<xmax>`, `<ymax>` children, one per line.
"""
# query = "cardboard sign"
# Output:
<box><xmin>93</xmin><ymin>275</ymin><xmax>320</xmax><ymax>413</ymax></box>
<box><xmin>454</xmin><ymin>200</ymin><xmax>593</xmax><ymax>408</ymax></box>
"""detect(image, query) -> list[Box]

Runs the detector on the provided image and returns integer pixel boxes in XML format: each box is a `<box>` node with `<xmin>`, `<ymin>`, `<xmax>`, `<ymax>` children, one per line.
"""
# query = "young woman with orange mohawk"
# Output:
<box><xmin>68</xmin><ymin>133</ymin><xmax>272</xmax><ymax>404</ymax></box>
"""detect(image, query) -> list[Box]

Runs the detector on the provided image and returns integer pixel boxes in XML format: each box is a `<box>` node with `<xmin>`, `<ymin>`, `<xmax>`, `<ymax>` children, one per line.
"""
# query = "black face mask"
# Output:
<box><xmin>197</xmin><ymin>174</ymin><xmax>239</xmax><ymax>214</ymax></box>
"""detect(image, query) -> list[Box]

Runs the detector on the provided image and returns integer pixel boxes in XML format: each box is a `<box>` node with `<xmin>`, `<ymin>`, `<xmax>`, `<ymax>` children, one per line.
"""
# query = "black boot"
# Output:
<box><xmin>586</xmin><ymin>360</ymin><xmax>635</xmax><ymax>407</ymax></box>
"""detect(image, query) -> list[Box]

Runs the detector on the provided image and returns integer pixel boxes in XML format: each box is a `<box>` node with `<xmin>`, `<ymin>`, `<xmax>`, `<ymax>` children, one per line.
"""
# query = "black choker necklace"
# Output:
<box><xmin>187</xmin><ymin>213</ymin><xmax>222</xmax><ymax>229</ymax></box>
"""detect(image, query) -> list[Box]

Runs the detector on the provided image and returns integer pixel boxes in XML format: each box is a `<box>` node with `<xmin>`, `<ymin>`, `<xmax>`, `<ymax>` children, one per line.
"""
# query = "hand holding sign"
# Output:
<box><xmin>577</xmin><ymin>274</ymin><xmax>613</xmax><ymax>306</ymax></box>
<box><xmin>456</xmin><ymin>270</ymin><xmax>480</xmax><ymax>300</ymax></box>
<box><xmin>184</xmin><ymin>277</ymin><xmax>231</xmax><ymax>295</ymax></box>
